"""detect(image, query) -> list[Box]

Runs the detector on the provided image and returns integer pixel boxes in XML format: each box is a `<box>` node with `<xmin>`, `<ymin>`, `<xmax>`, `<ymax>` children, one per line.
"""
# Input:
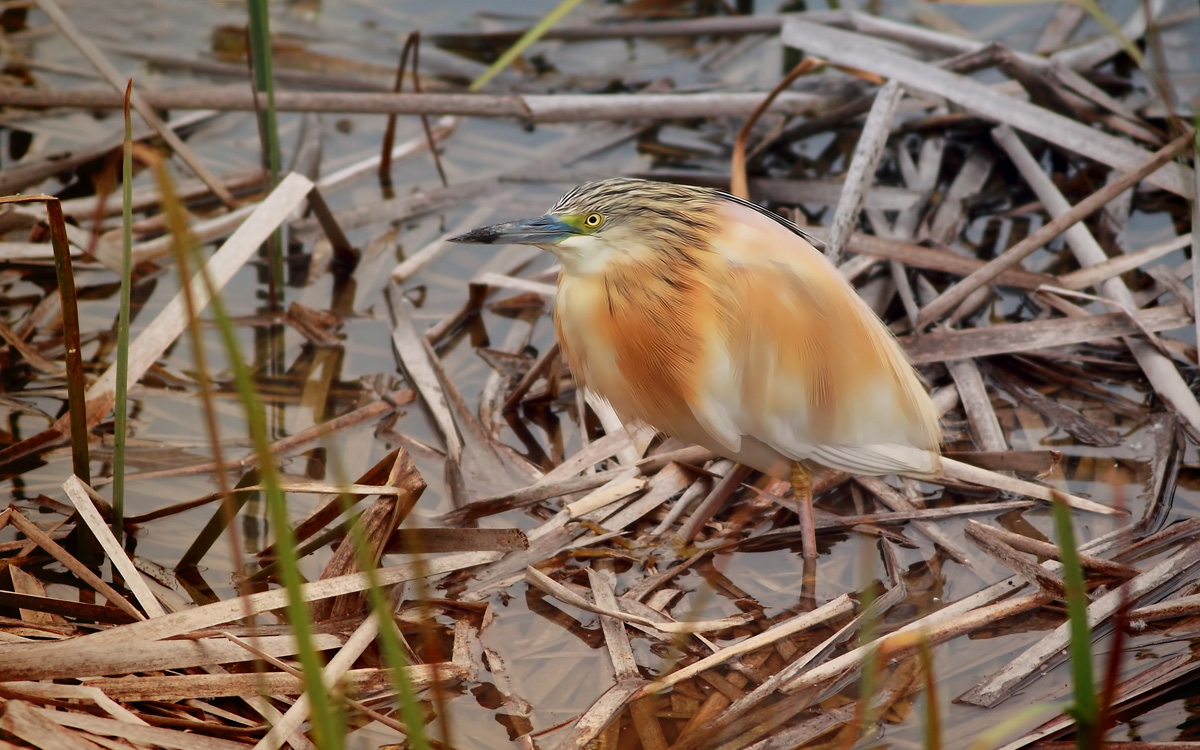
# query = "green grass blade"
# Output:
<box><xmin>112</xmin><ymin>79</ymin><xmax>134</xmax><ymax>545</ymax></box>
<box><xmin>335</xmin><ymin>487</ymin><xmax>431</xmax><ymax>749</ymax></box>
<box><xmin>246</xmin><ymin>0</ymin><xmax>284</xmax><ymax>299</ymax></box>
<box><xmin>246</xmin><ymin>0</ymin><xmax>280</xmax><ymax>184</ymax></box>
<box><xmin>967</xmin><ymin>703</ymin><xmax>1065</xmax><ymax>750</ymax></box>
<box><xmin>852</xmin><ymin>545</ymin><xmax>881</xmax><ymax>747</ymax></box>
<box><xmin>196</xmin><ymin>273</ymin><xmax>343</xmax><ymax>749</ymax></box>
<box><xmin>1051</xmin><ymin>492</ymin><xmax>1099</xmax><ymax>748</ymax></box>
<box><xmin>1071</xmin><ymin>0</ymin><xmax>1143</xmax><ymax>66</ymax></box>
<box><xmin>468</xmin><ymin>0</ymin><xmax>586</xmax><ymax>91</ymax></box>
<box><xmin>151</xmin><ymin>165</ymin><xmax>343</xmax><ymax>748</ymax></box>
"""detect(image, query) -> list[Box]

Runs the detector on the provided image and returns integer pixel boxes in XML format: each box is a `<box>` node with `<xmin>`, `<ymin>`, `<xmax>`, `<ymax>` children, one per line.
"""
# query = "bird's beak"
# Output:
<box><xmin>448</xmin><ymin>215</ymin><xmax>574</xmax><ymax>246</ymax></box>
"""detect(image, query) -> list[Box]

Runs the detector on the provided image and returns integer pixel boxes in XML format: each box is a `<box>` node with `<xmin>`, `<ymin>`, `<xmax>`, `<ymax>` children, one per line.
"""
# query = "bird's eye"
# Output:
<box><xmin>583</xmin><ymin>213</ymin><xmax>604</xmax><ymax>229</ymax></box>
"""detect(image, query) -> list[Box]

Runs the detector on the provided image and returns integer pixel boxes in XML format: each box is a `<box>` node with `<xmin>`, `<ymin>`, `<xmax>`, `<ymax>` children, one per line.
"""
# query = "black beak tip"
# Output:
<box><xmin>448</xmin><ymin>227</ymin><xmax>499</xmax><ymax>244</ymax></box>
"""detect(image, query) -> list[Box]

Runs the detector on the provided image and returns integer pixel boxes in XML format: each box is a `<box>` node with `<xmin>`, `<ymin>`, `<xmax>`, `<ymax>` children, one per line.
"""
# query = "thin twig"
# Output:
<box><xmin>729</xmin><ymin>57</ymin><xmax>824</xmax><ymax>199</ymax></box>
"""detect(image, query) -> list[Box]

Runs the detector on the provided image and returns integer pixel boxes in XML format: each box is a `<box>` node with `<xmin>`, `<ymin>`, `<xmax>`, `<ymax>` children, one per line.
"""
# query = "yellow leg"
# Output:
<box><xmin>790</xmin><ymin>461</ymin><xmax>818</xmax><ymax>562</ymax></box>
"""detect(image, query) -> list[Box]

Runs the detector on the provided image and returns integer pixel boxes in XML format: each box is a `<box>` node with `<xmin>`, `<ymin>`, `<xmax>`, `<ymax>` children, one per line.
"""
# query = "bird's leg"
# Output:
<box><xmin>790</xmin><ymin>461</ymin><xmax>817</xmax><ymax>561</ymax></box>
<box><xmin>800</xmin><ymin>556</ymin><xmax>817</xmax><ymax>607</ymax></box>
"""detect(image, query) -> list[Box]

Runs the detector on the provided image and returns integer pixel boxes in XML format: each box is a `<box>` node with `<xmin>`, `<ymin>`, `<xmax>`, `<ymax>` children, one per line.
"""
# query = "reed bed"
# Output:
<box><xmin>0</xmin><ymin>1</ymin><xmax>1197</xmax><ymax>748</ymax></box>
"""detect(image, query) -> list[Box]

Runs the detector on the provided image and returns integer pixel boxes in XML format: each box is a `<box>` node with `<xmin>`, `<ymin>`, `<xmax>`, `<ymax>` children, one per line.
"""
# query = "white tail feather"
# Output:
<box><xmin>937</xmin><ymin>457</ymin><xmax>1121</xmax><ymax>516</ymax></box>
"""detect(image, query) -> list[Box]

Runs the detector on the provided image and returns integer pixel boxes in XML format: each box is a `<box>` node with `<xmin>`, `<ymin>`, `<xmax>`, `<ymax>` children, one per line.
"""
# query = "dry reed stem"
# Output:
<box><xmin>1</xmin><ymin>86</ymin><xmax>831</xmax><ymax>121</ymax></box>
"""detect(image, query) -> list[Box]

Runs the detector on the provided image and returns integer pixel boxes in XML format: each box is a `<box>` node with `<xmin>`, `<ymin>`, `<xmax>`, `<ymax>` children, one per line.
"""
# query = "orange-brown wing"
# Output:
<box><xmin>686</xmin><ymin>199</ymin><xmax>941</xmax><ymax>476</ymax></box>
<box><xmin>554</xmin><ymin>265</ymin><xmax>711</xmax><ymax>444</ymax></box>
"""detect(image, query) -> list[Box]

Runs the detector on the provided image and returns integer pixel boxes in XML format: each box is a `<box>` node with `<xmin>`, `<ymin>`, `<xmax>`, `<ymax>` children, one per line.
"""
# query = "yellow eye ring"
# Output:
<box><xmin>583</xmin><ymin>213</ymin><xmax>603</xmax><ymax>228</ymax></box>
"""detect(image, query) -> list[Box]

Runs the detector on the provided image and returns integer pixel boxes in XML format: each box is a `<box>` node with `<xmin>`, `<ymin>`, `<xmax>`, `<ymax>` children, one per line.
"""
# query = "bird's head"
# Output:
<box><xmin>449</xmin><ymin>178</ymin><xmax>721</xmax><ymax>276</ymax></box>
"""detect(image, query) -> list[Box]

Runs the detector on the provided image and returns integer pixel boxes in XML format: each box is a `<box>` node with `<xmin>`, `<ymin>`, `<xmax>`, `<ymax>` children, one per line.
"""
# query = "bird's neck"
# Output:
<box><xmin>551</xmin><ymin>233</ymin><xmax>705</xmax><ymax>280</ymax></box>
<box><xmin>550</xmin><ymin>235</ymin><xmax>626</xmax><ymax>277</ymax></box>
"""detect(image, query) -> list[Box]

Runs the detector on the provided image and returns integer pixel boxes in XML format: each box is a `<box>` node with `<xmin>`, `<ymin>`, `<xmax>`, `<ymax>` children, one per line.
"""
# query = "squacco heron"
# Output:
<box><xmin>452</xmin><ymin>178</ymin><xmax>941</xmax><ymax>561</ymax></box>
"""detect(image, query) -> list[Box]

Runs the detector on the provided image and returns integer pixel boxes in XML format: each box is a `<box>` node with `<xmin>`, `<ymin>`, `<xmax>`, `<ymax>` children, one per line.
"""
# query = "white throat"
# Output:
<box><xmin>547</xmin><ymin>234</ymin><xmax>625</xmax><ymax>277</ymax></box>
